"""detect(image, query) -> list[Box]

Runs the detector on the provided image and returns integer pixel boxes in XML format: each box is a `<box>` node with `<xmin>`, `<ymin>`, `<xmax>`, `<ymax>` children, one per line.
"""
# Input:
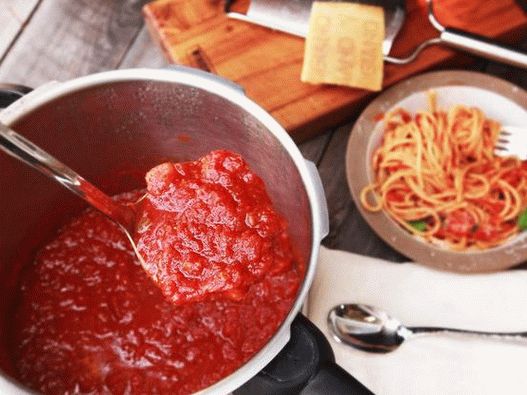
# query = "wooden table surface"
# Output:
<box><xmin>1</xmin><ymin>0</ymin><xmax>527</xmax><ymax>264</ymax></box>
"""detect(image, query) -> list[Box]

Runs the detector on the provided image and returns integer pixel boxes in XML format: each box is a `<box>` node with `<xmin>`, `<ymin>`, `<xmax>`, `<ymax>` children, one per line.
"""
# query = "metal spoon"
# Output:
<box><xmin>0</xmin><ymin>121</ymin><xmax>144</xmax><ymax>262</ymax></box>
<box><xmin>328</xmin><ymin>303</ymin><xmax>527</xmax><ymax>353</ymax></box>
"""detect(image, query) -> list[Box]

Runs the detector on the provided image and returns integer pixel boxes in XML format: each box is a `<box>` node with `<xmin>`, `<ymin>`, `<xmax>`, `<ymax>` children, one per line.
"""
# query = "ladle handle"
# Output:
<box><xmin>0</xmin><ymin>122</ymin><xmax>134</xmax><ymax>229</ymax></box>
<box><xmin>411</xmin><ymin>326</ymin><xmax>527</xmax><ymax>340</ymax></box>
<box><xmin>440</xmin><ymin>28</ymin><xmax>527</xmax><ymax>70</ymax></box>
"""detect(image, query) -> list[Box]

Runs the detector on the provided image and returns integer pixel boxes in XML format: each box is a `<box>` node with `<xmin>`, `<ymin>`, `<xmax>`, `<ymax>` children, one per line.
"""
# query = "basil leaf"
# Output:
<box><xmin>409</xmin><ymin>220</ymin><xmax>427</xmax><ymax>232</ymax></box>
<box><xmin>518</xmin><ymin>209</ymin><xmax>527</xmax><ymax>231</ymax></box>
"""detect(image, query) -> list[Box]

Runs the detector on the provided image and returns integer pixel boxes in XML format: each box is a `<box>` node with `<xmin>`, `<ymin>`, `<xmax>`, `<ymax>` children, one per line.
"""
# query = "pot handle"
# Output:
<box><xmin>305</xmin><ymin>159</ymin><xmax>329</xmax><ymax>240</ymax></box>
<box><xmin>234</xmin><ymin>314</ymin><xmax>373</xmax><ymax>395</ymax></box>
<box><xmin>0</xmin><ymin>84</ymin><xmax>32</xmax><ymax>109</ymax></box>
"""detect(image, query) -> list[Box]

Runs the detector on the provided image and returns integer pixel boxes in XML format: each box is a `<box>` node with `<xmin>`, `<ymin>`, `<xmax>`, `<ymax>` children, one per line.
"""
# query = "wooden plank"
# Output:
<box><xmin>119</xmin><ymin>25</ymin><xmax>167</xmax><ymax>69</ymax></box>
<box><xmin>144</xmin><ymin>0</ymin><xmax>527</xmax><ymax>142</ymax></box>
<box><xmin>0</xmin><ymin>0</ymin><xmax>150</xmax><ymax>86</ymax></box>
<box><xmin>298</xmin><ymin>130</ymin><xmax>332</xmax><ymax>165</ymax></box>
<box><xmin>484</xmin><ymin>39</ymin><xmax>527</xmax><ymax>88</ymax></box>
<box><xmin>317</xmin><ymin>122</ymin><xmax>406</xmax><ymax>262</ymax></box>
<box><xmin>0</xmin><ymin>0</ymin><xmax>40</xmax><ymax>61</ymax></box>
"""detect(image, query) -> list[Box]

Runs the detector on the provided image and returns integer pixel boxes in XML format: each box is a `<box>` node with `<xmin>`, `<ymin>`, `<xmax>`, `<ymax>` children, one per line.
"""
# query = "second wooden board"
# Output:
<box><xmin>144</xmin><ymin>0</ymin><xmax>527</xmax><ymax>141</ymax></box>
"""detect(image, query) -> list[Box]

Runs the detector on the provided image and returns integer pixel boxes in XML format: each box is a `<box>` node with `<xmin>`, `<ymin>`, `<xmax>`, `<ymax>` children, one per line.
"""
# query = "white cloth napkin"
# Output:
<box><xmin>306</xmin><ymin>247</ymin><xmax>527</xmax><ymax>395</ymax></box>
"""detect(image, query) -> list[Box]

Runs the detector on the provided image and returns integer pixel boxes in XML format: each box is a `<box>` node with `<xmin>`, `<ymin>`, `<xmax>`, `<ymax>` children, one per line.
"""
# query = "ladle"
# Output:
<box><xmin>0</xmin><ymin>121</ymin><xmax>144</xmax><ymax>261</ymax></box>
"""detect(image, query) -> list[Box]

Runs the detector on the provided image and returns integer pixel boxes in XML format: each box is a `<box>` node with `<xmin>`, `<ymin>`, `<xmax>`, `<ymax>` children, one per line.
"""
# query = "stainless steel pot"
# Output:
<box><xmin>0</xmin><ymin>67</ymin><xmax>368</xmax><ymax>394</ymax></box>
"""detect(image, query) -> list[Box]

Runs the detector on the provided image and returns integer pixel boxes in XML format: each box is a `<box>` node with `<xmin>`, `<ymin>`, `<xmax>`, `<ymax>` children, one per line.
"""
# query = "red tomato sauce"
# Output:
<box><xmin>135</xmin><ymin>151</ymin><xmax>296</xmax><ymax>305</ymax></box>
<box><xmin>8</xmin><ymin>152</ymin><xmax>302</xmax><ymax>394</ymax></box>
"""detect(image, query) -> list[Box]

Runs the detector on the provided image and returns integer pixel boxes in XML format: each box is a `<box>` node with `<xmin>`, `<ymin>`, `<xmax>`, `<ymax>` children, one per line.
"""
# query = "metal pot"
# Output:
<box><xmin>0</xmin><ymin>67</ymin><xmax>369</xmax><ymax>394</ymax></box>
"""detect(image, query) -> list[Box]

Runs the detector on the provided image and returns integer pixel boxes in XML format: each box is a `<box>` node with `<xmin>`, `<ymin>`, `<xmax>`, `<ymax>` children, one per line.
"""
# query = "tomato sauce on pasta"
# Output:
<box><xmin>360</xmin><ymin>92</ymin><xmax>527</xmax><ymax>250</ymax></box>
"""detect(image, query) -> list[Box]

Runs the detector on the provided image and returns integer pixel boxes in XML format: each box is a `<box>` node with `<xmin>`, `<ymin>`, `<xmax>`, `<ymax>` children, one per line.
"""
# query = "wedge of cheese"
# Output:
<box><xmin>301</xmin><ymin>2</ymin><xmax>385</xmax><ymax>91</ymax></box>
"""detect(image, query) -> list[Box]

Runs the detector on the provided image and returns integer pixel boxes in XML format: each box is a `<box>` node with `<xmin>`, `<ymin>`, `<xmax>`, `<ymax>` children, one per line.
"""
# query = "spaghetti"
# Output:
<box><xmin>360</xmin><ymin>92</ymin><xmax>527</xmax><ymax>250</ymax></box>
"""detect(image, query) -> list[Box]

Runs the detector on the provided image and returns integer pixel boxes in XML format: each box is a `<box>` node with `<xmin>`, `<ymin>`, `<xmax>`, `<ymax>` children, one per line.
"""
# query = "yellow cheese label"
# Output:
<box><xmin>301</xmin><ymin>2</ymin><xmax>385</xmax><ymax>91</ymax></box>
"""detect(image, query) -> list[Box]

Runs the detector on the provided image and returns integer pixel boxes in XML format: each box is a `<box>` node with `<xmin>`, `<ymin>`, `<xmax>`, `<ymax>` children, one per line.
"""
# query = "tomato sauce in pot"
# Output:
<box><xmin>8</xmin><ymin>151</ymin><xmax>302</xmax><ymax>394</ymax></box>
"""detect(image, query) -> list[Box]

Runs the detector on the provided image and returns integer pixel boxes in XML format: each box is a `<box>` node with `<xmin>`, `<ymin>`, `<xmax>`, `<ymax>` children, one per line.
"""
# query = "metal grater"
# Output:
<box><xmin>224</xmin><ymin>0</ymin><xmax>406</xmax><ymax>57</ymax></box>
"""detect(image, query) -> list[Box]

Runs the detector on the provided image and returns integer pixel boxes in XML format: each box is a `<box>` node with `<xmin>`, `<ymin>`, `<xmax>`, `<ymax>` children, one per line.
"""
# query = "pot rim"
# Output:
<box><xmin>0</xmin><ymin>67</ymin><xmax>327</xmax><ymax>395</ymax></box>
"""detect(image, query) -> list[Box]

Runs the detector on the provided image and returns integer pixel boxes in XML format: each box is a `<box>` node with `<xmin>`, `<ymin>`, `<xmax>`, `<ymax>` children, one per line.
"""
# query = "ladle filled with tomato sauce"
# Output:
<box><xmin>135</xmin><ymin>150</ymin><xmax>297</xmax><ymax>305</ymax></box>
<box><xmin>9</xmin><ymin>150</ymin><xmax>302</xmax><ymax>394</ymax></box>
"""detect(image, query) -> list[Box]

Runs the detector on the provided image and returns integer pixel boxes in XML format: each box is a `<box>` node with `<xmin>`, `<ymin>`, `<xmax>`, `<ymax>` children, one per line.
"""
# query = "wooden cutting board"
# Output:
<box><xmin>143</xmin><ymin>0</ymin><xmax>527</xmax><ymax>141</ymax></box>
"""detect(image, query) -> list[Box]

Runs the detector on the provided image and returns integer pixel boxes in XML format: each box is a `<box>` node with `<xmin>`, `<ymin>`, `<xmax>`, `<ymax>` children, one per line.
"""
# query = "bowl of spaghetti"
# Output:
<box><xmin>347</xmin><ymin>71</ymin><xmax>527</xmax><ymax>272</ymax></box>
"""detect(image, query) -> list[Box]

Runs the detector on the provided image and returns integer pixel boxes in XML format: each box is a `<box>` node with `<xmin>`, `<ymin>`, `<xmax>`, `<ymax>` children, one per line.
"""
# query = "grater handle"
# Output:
<box><xmin>439</xmin><ymin>28</ymin><xmax>527</xmax><ymax>70</ymax></box>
